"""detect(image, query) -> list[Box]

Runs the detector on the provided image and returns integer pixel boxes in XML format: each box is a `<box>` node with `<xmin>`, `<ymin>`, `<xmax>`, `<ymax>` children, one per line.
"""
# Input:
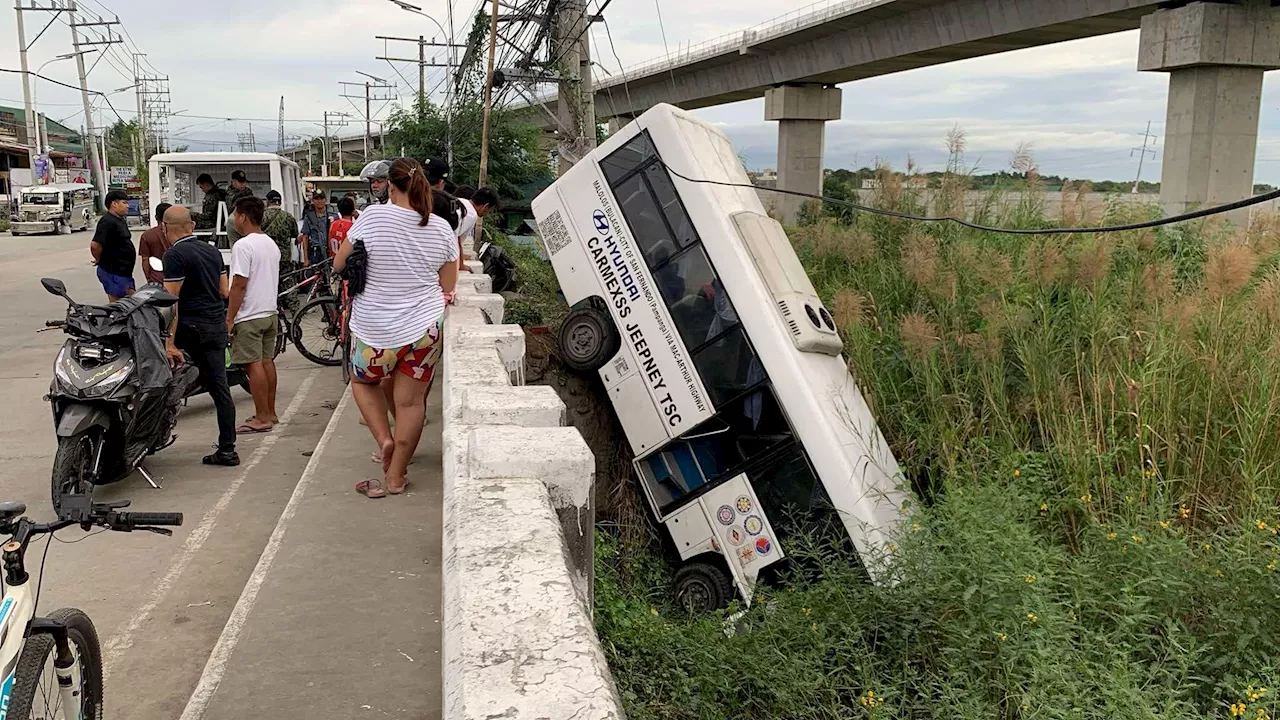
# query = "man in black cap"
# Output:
<box><xmin>226</xmin><ymin>170</ymin><xmax>255</xmax><ymax>243</ymax></box>
<box><xmin>91</xmin><ymin>189</ymin><xmax>137</xmax><ymax>301</ymax></box>
<box><xmin>262</xmin><ymin>190</ymin><xmax>300</xmax><ymax>299</ymax></box>
<box><xmin>297</xmin><ymin>190</ymin><xmax>337</xmax><ymax>266</ymax></box>
<box><xmin>424</xmin><ymin>156</ymin><xmax>449</xmax><ymax>191</ymax></box>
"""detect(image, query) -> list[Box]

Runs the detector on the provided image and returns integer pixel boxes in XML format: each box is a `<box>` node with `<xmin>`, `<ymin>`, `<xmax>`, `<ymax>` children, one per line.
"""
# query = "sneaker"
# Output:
<box><xmin>203</xmin><ymin>448</ymin><xmax>240</xmax><ymax>466</ymax></box>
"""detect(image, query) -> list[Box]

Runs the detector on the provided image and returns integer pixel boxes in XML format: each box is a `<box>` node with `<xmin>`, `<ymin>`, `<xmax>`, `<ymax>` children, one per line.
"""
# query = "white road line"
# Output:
<box><xmin>101</xmin><ymin>368</ymin><xmax>322</xmax><ymax>676</ymax></box>
<box><xmin>179</xmin><ymin>386</ymin><xmax>352</xmax><ymax>720</ymax></box>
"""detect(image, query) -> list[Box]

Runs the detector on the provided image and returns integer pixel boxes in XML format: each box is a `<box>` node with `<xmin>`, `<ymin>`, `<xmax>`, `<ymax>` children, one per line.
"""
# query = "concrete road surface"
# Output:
<box><xmin>0</xmin><ymin>228</ymin><xmax>367</xmax><ymax>717</ymax></box>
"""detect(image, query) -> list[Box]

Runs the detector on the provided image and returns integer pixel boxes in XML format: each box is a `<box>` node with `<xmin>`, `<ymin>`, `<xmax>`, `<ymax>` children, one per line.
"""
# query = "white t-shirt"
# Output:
<box><xmin>229</xmin><ymin>232</ymin><xmax>281</xmax><ymax>324</ymax></box>
<box><xmin>349</xmin><ymin>204</ymin><xmax>459</xmax><ymax>348</ymax></box>
<box><xmin>456</xmin><ymin>197</ymin><xmax>477</xmax><ymax>243</ymax></box>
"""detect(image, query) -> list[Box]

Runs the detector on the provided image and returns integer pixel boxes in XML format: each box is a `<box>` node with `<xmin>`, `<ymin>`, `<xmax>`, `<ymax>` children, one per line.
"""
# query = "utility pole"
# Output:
<box><xmin>552</xmin><ymin>0</ymin><xmax>596</xmax><ymax>176</ymax></box>
<box><xmin>478</xmin><ymin>0</ymin><xmax>499</xmax><ymax>186</ymax></box>
<box><xmin>376</xmin><ymin>35</ymin><xmax>461</xmax><ymax>161</ymax></box>
<box><xmin>69</xmin><ymin>1</ymin><xmax>120</xmax><ymax>207</ymax></box>
<box><xmin>341</xmin><ymin>76</ymin><xmax>395</xmax><ymax>162</ymax></box>
<box><xmin>277</xmin><ymin>97</ymin><xmax>285</xmax><ymax>154</ymax></box>
<box><xmin>1131</xmin><ymin>121</ymin><xmax>1159</xmax><ymax>194</ymax></box>
<box><xmin>132</xmin><ymin>52</ymin><xmax>147</xmax><ymax>166</ymax></box>
<box><xmin>319</xmin><ymin>111</ymin><xmax>350</xmax><ymax>176</ymax></box>
<box><xmin>15</xmin><ymin>1</ymin><xmax>71</xmax><ymax>174</ymax></box>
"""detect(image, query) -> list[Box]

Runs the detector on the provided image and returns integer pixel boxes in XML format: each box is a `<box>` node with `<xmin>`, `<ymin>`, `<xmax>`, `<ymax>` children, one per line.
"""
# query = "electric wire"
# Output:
<box><xmin>661</xmin><ymin>162</ymin><xmax>1280</xmax><ymax>235</ymax></box>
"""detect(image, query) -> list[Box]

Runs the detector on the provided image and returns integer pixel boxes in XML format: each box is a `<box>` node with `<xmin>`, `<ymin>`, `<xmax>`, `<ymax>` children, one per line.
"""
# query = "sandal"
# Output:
<box><xmin>355</xmin><ymin>478</ymin><xmax>387</xmax><ymax>499</ymax></box>
<box><xmin>236</xmin><ymin>423</ymin><xmax>272</xmax><ymax>435</ymax></box>
<box><xmin>387</xmin><ymin>479</ymin><xmax>410</xmax><ymax>495</ymax></box>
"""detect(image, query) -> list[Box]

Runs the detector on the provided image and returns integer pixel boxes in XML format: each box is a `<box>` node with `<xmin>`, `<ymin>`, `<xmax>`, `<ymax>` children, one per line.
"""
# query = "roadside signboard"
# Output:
<box><xmin>110</xmin><ymin>166</ymin><xmax>136</xmax><ymax>185</ymax></box>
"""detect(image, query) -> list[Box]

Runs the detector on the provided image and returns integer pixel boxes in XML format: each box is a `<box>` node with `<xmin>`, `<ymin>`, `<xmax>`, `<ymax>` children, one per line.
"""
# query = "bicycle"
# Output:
<box><xmin>277</xmin><ymin>261</ymin><xmax>346</xmax><ymax>367</ymax></box>
<box><xmin>0</xmin><ymin>498</ymin><xmax>181</xmax><ymax>719</ymax></box>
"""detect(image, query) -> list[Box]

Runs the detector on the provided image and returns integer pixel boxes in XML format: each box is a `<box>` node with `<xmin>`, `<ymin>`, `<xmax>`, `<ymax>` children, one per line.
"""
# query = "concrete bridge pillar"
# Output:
<box><xmin>606</xmin><ymin>115</ymin><xmax>634</xmax><ymax>136</ymax></box>
<box><xmin>1139</xmin><ymin>0</ymin><xmax>1280</xmax><ymax>228</ymax></box>
<box><xmin>765</xmin><ymin>84</ymin><xmax>842</xmax><ymax>224</ymax></box>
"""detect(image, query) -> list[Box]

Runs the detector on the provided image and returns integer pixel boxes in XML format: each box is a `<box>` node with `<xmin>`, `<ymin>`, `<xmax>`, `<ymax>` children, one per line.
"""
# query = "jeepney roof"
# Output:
<box><xmin>149</xmin><ymin>151</ymin><xmax>299</xmax><ymax>169</ymax></box>
<box><xmin>21</xmin><ymin>183</ymin><xmax>90</xmax><ymax>193</ymax></box>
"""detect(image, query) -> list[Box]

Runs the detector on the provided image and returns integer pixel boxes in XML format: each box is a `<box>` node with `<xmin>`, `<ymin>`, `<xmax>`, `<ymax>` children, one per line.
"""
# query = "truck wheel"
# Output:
<box><xmin>673</xmin><ymin>561</ymin><xmax>734</xmax><ymax>613</ymax></box>
<box><xmin>557</xmin><ymin>305</ymin><xmax>620</xmax><ymax>373</ymax></box>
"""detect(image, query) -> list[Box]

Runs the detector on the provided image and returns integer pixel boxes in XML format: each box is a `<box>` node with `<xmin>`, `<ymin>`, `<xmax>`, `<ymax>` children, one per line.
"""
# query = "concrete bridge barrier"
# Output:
<box><xmin>441</xmin><ymin>272</ymin><xmax>624</xmax><ymax>719</ymax></box>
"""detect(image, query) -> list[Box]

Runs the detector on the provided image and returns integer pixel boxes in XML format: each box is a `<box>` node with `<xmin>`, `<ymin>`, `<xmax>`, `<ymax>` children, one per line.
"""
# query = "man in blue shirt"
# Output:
<box><xmin>297</xmin><ymin>191</ymin><xmax>337</xmax><ymax>266</ymax></box>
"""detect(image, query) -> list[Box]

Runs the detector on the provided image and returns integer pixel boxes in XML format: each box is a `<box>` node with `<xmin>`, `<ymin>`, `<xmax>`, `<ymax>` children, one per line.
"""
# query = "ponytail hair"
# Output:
<box><xmin>389</xmin><ymin>157</ymin><xmax>433</xmax><ymax>226</ymax></box>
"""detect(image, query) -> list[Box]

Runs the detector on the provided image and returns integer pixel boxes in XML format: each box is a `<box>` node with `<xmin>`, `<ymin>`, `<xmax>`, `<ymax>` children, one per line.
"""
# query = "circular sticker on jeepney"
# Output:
<box><xmin>726</xmin><ymin>526</ymin><xmax>746</xmax><ymax>547</ymax></box>
<box><xmin>735</xmin><ymin>495</ymin><xmax>753</xmax><ymax>514</ymax></box>
<box><xmin>755</xmin><ymin>537</ymin><xmax>772</xmax><ymax>555</ymax></box>
<box><xmin>716</xmin><ymin>505</ymin><xmax>735</xmax><ymax>526</ymax></box>
<box><xmin>744</xmin><ymin>515</ymin><xmax>764</xmax><ymax>535</ymax></box>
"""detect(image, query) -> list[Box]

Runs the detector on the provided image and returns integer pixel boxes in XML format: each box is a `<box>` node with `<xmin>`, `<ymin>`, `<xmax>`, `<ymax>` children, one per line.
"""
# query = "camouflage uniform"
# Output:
<box><xmin>225</xmin><ymin>185</ymin><xmax>255</xmax><ymax>243</ymax></box>
<box><xmin>263</xmin><ymin>205</ymin><xmax>300</xmax><ymax>303</ymax></box>
<box><xmin>195</xmin><ymin>186</ymin><xmax>227</xmax><ymax>230</ymax></box>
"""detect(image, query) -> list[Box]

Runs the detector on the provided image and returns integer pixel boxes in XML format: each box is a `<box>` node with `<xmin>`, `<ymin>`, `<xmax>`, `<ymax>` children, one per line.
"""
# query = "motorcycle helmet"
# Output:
<box><xmin>359</xmin><ymin>160</ymin><xmax>392</xmax><ymax>204</ymax></box>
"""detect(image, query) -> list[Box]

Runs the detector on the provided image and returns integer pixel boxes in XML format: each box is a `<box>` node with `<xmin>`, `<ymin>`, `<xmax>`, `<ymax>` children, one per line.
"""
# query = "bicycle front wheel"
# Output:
<box><xmin>291</xmin><ymin>297</ymin><xmax>344</xmax><ymax>367</ymax></box>
<box><xmin>8</xmin><ymin>608</ymin><xmax>103</xmax><ymax>720</ymax></box>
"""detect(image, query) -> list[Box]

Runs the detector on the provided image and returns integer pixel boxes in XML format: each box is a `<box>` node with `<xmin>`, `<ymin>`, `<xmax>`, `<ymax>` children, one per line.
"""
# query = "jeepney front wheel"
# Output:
<box><xmin>673</xmin><ymin>561</ymin><xmax>734</xmax><ymax>613</ymax></box>
<box><xmin>557</xmin><ymin>304</ymin><xmax>620</xmax><ymax>373</ymax></box>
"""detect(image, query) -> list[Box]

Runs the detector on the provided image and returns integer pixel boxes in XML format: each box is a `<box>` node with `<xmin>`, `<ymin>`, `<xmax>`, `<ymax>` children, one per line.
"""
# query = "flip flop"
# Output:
<box><xmin>356</xmin><ymin>478</ymin><xmax>386</xmax><ymax>499</ymax></box>
<box><xmin>236</xmin><ymin>424</ymin><xmax>272</xmax><ymax>435</ymax></box>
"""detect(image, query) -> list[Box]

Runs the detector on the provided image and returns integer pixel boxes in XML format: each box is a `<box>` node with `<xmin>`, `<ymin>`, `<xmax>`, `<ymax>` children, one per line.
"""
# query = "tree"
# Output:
<box><xmin>384</xmin><ymin>95</ymin><xmax>548</xmax><ymax>201</ymax></box>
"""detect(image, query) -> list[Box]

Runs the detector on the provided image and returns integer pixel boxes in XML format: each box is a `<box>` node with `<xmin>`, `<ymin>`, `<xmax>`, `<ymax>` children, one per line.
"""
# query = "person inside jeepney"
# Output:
<box><xmin>194</xmin><ymin>173</ymin><xmax>227</xmax><ymax>230</ymax></box>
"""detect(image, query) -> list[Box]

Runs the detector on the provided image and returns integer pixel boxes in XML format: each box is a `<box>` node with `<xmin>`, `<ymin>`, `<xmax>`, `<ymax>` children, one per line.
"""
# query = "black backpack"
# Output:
<box><xmin>340</xmin><ymin>239</ymin><xmax>368</xmax><ymax>297</ymax></box>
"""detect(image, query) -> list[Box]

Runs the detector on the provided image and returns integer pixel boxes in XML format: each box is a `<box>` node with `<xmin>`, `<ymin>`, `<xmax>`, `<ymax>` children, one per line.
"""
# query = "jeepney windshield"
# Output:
<box><xmin>22</xmin><ymin>193</ymin><xmax>60</xmax><ymax>205</ymax></box>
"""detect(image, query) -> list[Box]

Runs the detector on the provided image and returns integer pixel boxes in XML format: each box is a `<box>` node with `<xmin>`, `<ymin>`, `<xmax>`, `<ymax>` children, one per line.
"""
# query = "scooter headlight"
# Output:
<box><xmin>82</xmin><ymin>360</ymin><xmax>135</xmax><ymax>398</ymax></box>
<box><xmin>53</xmin><ymin>347</ymin><xmax>74</xmax><ymax>387</ymax></box>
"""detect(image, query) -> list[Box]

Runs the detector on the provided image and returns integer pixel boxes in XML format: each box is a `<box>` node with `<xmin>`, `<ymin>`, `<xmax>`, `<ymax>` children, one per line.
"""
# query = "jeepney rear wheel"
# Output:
<box><xmin>557</xmin><ymin>305</ymin><xmax>620</xmax><ymax>373</ymax></box>
<box><xmin>673</xmin><ymin>561</ymin><xmax>734</xmax><ymax>613</ymax></box>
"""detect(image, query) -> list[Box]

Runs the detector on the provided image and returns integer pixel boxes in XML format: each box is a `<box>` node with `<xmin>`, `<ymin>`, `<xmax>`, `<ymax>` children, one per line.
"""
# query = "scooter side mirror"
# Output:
<box><xmin>148</xmin><ymin>256</ymin><xmax>164</xmax><ymax>273</ymax></box>
<box><xmin>40</xmin><ymin>277</ymin><xmax>69</xmax><ymax>299</ymax></box>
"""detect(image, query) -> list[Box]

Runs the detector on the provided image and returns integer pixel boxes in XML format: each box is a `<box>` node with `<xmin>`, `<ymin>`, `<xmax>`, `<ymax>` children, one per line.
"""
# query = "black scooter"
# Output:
<box><xmin>41</xmin><ymin>277</ymin><xmax>197</xmax><ymax>515</ymax></box>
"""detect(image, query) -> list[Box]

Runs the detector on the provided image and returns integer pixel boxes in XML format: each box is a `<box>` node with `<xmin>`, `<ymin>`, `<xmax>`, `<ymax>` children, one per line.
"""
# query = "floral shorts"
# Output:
<box><xmin>350</xmin><ymin>320</ymin><xmax>443</xmax><ymax>384</ymax></box>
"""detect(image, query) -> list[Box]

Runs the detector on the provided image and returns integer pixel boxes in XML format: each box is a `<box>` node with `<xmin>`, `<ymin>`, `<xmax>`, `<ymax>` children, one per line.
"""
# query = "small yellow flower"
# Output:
<box><xmin>1132</xmin><ymin>535</ymin><xmax>1144</xmax><ymax>544</ymax></box>
<box><xmin>650</xmin><ymin>608</ymin><xmax>659</xmax><ymax>617</ymax></box>
<box><xmin>1230</xmin><ymin>702</ymin><xmax>1247</xmax><ymax>718</ymax></box>
<box><xmin>1013</xmin><ymin>469</ymin><xmax>1021</xmax><ymax>478</ymax></box>
<box><xmin>994</xmin><ymin>632</ymin><xmax>1007</xmax><ymax>641</ymax></box>
<box><xmin>1214</xmin><ymin>569</ymin><xmax>1224</xmax><ymax>577</ymax></box>
<box><xmin>912</xmin><ymin>522</ymin><xmax>921</xmax><ymax>532</ymax></box>
<box><xmin>1257</xmin><ymin>520</ymin><xmax>1270</xmax><ymax>531</ymax></box>
<box><xmin>1246</xmin><ymin>686</ymin><xmax>1267</xmax><ymax>702</ymax></box>
<box><xmin>1267</xmin><ymin>559</ymin><xmax>1277</xmax><ymax>572</ymax></box>
<box><xmin>1179</xmin><ymin>504</ymin><xmax>1191</xmax><ymax>519</ymax></box>
<box><xmin>802</xmin><ymin>607</ymin><xmax>811</xmax><ymax>617</ymax></box>
<box><xmin>1107</xmin><ymin>532</ymin><xmax>1118</xmax><ymax>541</ymax></box>
<box><xmin>886</xmin><ymin>543</ymin><xmax>897</xmax><ymax>553</ymax></box>
<box><xmin>1024</xmin><ymin>574</ymin><xmax>1037</xmax><ymax>584</ymax></box>
<box><xmin>1080</xmin><ymin>493</ymin><xmax>1092</xmax><ymax>503</ymax></box>
<box><xmin>1026</xmin><ymin>612</ymin><xmax>1038</xmax><ymax>624</ymax></box>
<box><xmin>1039</xmin><ymin>503</ymin><xmax>1048</xmax><ymax>514</ymax></box>
<box><xmin>858</xmin><ymin>690</ymin><xmax>882</xmax><ymax>708</ymax></box>
<box><xmin>811</xmin><ymin>623</ymin><xmax>818</xmax><ymax>632</ymax></box>
<box><xmin>1160</xmin><ymin>520</ymin><xmax>1171</xmax><ymax>529</ymax></box>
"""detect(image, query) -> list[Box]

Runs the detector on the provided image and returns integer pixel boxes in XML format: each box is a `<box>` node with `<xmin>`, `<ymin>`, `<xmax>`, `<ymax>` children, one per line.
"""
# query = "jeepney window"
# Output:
<box><xmin>653</xmin><ymin>247</ymin><xmax>740</xmax><ymax>349</ymax></box>
<box><xmin>613</xmin><ymin>172</ymin><xmax>682</xmax><ymax>266</ymax></box>
<box><xmin>747</xmin><ymin>445</ymin><xmax>823</xmax><ymax>532</ymax></box>
<box><xmin>694</xmin><ymin>327</ymin><xmax>764</xmax><ymax>407</ymax></box>
<box><xmin>24</xmin><ymin>193</ymin><xmax>58</xmax><ymax>205</ymax></box>
<box><xmin>600</xmin><ymin>132</ymin><xmax>657</xmax><ymax>185</ymax></box>
<box><xmin>642</xmin><ymin>385</ymin><xmax>796</xmax><ymax>514</ymax></box>
<box><xmin>641</xmin><ymin>162</ymin><xmax>698</xmax><ymax>247</ymax></box>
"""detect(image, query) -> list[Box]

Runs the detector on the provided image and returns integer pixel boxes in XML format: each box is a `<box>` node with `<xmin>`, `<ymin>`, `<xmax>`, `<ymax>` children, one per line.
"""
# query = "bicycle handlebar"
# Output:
<box><xmin>112</xmin><ymin>512</ymin><xmax>183</xmax><ymax>528</ymax></box>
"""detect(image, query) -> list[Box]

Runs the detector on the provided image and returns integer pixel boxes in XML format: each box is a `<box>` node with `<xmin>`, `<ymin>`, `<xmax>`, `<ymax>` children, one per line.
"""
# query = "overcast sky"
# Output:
<box><xmin>2</xmin><ymin>0</ymin><xmax>1278</xmax><ymax>183</ymax></box>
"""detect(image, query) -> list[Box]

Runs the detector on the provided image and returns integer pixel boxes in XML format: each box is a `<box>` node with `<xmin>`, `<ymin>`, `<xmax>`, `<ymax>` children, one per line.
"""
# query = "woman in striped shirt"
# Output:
<box><xmin>334</xmin><ymin>157</ymin><xmax>459</xmax><ymax>499</ymax></box>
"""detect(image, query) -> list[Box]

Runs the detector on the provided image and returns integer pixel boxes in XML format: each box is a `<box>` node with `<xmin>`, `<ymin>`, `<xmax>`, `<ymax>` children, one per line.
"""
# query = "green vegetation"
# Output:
<box><xmin>596</xmin><ymin>180</ymin><xmax>1280</xmax><ymax>719</ymax></box>
<box><xmin>485</xmin><ymin>231</ymin><xmax>566</xmax><ymax>328</ymax></box>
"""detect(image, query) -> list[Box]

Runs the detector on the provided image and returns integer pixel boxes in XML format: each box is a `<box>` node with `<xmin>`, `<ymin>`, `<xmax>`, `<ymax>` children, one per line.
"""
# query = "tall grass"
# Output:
<box><xmin>597</xmin><ymin>189</ymin><xmax>1280</xmax><ymax>720</ymax></box>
